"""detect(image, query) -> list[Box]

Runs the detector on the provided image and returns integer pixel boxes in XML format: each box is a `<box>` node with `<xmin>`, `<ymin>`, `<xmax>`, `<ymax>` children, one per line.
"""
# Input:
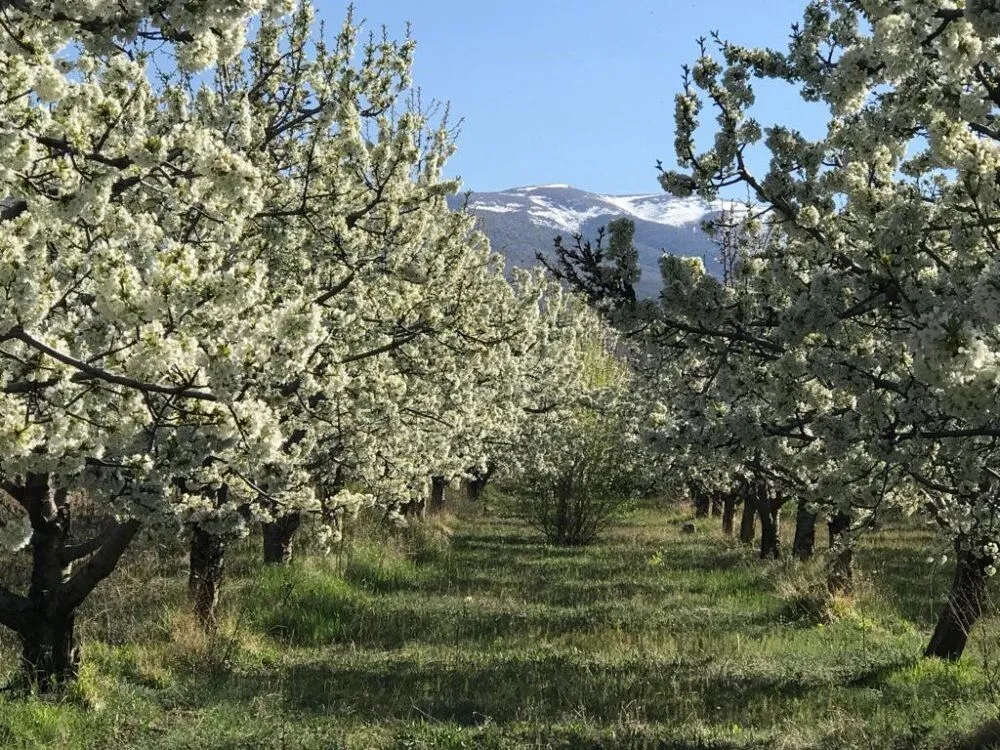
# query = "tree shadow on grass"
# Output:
<box><xmin>953</xmin><ymin>719</ymin><xmax>1000</xmax><ymax>750</ymax></box>
<box><xmin>845</xmin><ymin>656</ymin><xmax>920</xmax><ymax>687</ymax></box>
<box><xmin>252</xmin><ymin>588</ymin><xmax>783</xmax><ymax>651</ymax></box>
<box><xmin>169</xmin><ymin>651</ymin><xmax>840</xmax><ymax>730</ymax></box>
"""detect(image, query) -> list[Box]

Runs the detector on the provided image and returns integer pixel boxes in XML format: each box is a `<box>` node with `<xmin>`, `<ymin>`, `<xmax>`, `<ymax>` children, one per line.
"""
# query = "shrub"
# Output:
<box><xmin>510</xmin><ymin>413</ymin><xmax>635</xmax><ymax>546</ymax></box>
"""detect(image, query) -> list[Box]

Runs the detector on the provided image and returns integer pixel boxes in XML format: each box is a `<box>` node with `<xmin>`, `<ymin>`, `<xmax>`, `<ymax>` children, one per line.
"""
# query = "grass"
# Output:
<box><xmin>0</xmin><ymin>502</ymin><xmax>998</xmax><ymax>749</ymax></box>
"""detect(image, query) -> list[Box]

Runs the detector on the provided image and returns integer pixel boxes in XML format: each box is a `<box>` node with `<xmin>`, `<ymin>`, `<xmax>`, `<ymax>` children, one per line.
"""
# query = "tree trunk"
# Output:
<box><xmin>466</xmin><ymin>464</ymin><xmax>494</xmax><ymax>502</ymax></box>
<box><xmin>403</xmin><ymin>497</ymin><xmax>426</xmax><ymax>520</ymax></box>
<box><xmin>924</xmin><ymin>544</ymin><xmax>991</xmax><ymax>661</ymax></box>
<box><xmin>189</xmin><ymin>526</ymin><xmax>226</xmax><ymax>630</ymax></box>
<box><xmin>262</xmin><ymin>512</ymin><xmax>302</xmax><ymax>565</ymax></box>
<box><xmin>756</xmin><ymin>485</ymin><xmax>781</xmax><ymax>559</ymax></box>
<box><xmin>467</xmin><ymin>476</ymin><xmax>487</xmax><ymax>502</ymax></box>
<box><xmin>692</xmin><ymin>483</ymin><xmax>710</xmax><ymax>518</ymax></box>
<box><xmin>20</xmin><ymin>474</ymin><xmax>77</xmax><ymax>689</ymax></box>
<box><xmin>710</xmin><ymin>495</ymin><xmax>723</xmax><ymax>517</ymax></box>
<box><xmin>721</xmin><ymin>493</ymin><xmax>737</xmax><ymax>536</ymax></box>
<box><xmin>21</xmin><ymin>611</ymin><xmax>78</xmax><ymax>690</ymax></box>
<box><xmin>429</xmin><ymin>475</ymin><xmax>447</xmax><ymax>513</ymax></box>
<box><xmin>1</xmin><ymin>474</ymin><xmax>140</xmax><ymax>691</ymax></box>
<box><xmin>739</xmin><ymin>493</ymin><xmax>756</xmax><ymax>544</ymax></box>
<box><xmin>827</xmin><ymin>512</ymin><xmax>853</xmax><ymax>595</ymax></box>
<box><xmin>792</xmin><ymin>500</ymin><xmax>816</xmax><ymax>561</ymax></box>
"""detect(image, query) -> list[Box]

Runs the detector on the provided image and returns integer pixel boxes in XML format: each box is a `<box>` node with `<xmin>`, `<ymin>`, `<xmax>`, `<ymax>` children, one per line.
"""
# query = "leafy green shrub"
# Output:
<box><xmin>510</xmin><ymin>411</ymin><xmax>636</xmax><ymax>546</ymax></box>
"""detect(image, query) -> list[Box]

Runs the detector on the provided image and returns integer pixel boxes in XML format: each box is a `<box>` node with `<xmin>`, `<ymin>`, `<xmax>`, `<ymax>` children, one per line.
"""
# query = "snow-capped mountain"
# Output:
<box><xmin>448</xmin><ymin>184</ymin><xmax>728</xmax><ymax>298</ymax></box>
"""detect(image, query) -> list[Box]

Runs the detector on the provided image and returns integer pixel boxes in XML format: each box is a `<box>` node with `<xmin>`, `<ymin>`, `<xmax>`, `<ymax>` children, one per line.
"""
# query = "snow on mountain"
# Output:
<box><xmin>448</xmin><ymin>184</ymin><xmax>729</xmax><ymax>298</ymax></box>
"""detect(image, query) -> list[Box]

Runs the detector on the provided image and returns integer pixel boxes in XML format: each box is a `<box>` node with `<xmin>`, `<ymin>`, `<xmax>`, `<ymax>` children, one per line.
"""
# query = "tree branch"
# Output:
<box><xmin>7</xmin><ymin>328</ymin><xmax>218</xmax><ymax>401</ymax></box>
<box><xmin>59</xmin><ymin>519</ymin><xmax>141</xmax><ymax>613</ymax></box>
<box><xmin>0</xmin><ymin>583</ymin><xmax>28</xmax><ymax>633</ymax></box>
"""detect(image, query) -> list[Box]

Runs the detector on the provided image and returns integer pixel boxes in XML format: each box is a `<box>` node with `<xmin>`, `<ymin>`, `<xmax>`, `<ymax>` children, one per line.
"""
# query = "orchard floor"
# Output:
<box><xmin>2</xmin><ymin>502</ymin><xmax>1000</xmax><ymax>749</ymax></box>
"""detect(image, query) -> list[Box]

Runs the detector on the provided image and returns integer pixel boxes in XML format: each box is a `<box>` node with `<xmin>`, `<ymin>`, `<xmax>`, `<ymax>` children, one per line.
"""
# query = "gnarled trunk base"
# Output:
<box><xmin>3</xmin><ymin>474</ymin><xmax>141</xmax><ymax>691</ymax></box>
<box><xmin>924</xmin><ymin>546</ymin><xmax>990</xmax><ymax>661</ymax></box>
<box><xmin>21</xmin><ymin>613</ymin><xmax>79</xmax><ymax>690</ymax></box>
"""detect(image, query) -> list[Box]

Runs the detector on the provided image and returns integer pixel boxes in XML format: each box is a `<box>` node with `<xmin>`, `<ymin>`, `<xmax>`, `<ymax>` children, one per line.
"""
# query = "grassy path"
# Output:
<box><xmin>0</xmin><ymin>505</ymin><xmax>998</xmax><ymax>748</ymax></box>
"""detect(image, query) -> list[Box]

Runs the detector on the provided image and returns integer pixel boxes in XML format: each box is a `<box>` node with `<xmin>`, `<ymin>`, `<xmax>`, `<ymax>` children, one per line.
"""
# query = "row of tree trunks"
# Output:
<box><xmin>243</xmin><ymin>480</ymin><xmax>991</xmax><ymax>664</ymax></box>
<box><xmin>711</xmin><ymin>484</ymin><xmax>840</xmax><ymax>571</ymax></box>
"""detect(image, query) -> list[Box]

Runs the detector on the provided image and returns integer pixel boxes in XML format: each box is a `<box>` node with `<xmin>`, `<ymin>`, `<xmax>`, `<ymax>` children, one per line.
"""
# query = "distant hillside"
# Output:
<box><xmin>447</xmin><ymin>184</ymin><xmax>729</xmax><ymax>298</ymax></box>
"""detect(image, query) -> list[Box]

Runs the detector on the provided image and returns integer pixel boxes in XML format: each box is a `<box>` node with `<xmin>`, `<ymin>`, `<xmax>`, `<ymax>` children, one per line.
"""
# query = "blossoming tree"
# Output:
<box><xmin>660</xmin><ymin>0</ymin><xmax>1000</xmax><ymax>659</ymax></box>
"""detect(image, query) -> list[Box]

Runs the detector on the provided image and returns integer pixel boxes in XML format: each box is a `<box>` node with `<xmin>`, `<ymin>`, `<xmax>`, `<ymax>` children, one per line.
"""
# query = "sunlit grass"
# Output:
<box><xmin>0</xmin><ymin>500</ymin><xmax>997</xmax><ymax>748</ymax></box>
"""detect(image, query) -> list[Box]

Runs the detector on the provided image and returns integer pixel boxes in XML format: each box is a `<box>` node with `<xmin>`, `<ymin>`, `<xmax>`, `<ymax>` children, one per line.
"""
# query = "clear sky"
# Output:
<box><xmin>313</xmin><ymin>0</ymin><xmax>822</xmax><ymax>195</ymax></box>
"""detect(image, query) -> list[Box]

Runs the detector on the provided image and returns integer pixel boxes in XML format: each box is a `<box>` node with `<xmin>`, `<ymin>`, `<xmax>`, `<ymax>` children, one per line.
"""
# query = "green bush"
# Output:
<box><xmin>510</xmin><ymin>412</ymin><xmax>635</xmax><ymax>546</ymax></box>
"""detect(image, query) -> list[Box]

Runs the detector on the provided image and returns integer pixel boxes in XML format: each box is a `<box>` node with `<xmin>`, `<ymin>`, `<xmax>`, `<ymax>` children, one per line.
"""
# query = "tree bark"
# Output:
<box><xmin>792</xmin><ymin>500</ymin><xmax>816</xmax><ymax>561</ymax></box>
<box><xmin>691</xmin><ymin>482</ymin><xmax>710</xmax><ymax>518</ymax></box>
<box><xmin>466</xmin><ymin>477</ymin><xmax>485</xmax><ymax>502</ymax></box>
<box><xmin>262</xmin><ymin>512</ymin><xmax>302</xmax><ymax>565</ymax></box>
<box><xmin>827</xmin><ymin>512</ymin><xmax>853</xmax><ymax>595</ymax></box>
<box><xmin>20</xmin><ymin>611</ymin><xmax>78</xmax><ymax>690</ymax></box>
<box><xmin>739</xmin><ymin>490</ymin><xmax>756</xmax><ymax>544</ymax></box>
<box><xmin>1</xmin><ymin>474</ymin><xmax>139</xmax><ymax>690</ymax></box>
<box><xmin>466</xmin><ymin>464</ymin><xmax>494</xmax><ymax>502</ymax></box>
<box><xmin>189</xmin><ymin>526</ymin><xmax>226</xmax><ymax>630</ymax></box>
<box><xmin>429</xmin><ymin>475</ymin><xmax>447</xmax><ymax>513</ymax></box>
<box><xmin>756</xmin><ymin>484</ymin><xmax>781</xmax><ymax>559</ymax></box>
<box><xmin>924</xmin><ymin>543</ymin><xmax>991</xmax><ymax>661</ymax></box>
<box><xmin>721</xmin><ymin>492</ymin><xmax>737</xmax><ymax>536</ymax></box>
<box><xmin>402</xmin><ymin>497</ymin><xmax>426</xmax><ymax>520</ymax></box>
<box><xmin>19</xmin><ymin>474</ymin><xmax>77</xmax><ymax>689</ymax></box>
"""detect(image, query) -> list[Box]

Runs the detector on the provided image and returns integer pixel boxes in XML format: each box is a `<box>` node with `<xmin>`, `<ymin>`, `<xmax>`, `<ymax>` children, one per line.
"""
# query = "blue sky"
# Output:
<box><xmin>314</xmin><ymin>1</ymin><xmax>822</xmax><ymax>195</ymax></box>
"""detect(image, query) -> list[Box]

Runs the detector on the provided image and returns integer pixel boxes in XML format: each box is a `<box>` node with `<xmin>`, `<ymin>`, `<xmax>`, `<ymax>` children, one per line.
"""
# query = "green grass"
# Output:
<box><xmin>1</xmin><ymin>504</ymin><xmax>999</xmax><ymax>749</ymax></box>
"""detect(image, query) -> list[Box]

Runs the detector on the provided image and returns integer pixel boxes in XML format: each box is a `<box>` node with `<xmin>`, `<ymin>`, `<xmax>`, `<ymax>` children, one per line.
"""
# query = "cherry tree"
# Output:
<box><xmin>660</xmin><ymin>0</ymin><xmax>1000</xmax><ymax>658</ymax></box>
<box><xmin>0</xmin><ymin>0</ymin><xmax>319</xmax><ymax>687</ymax></box>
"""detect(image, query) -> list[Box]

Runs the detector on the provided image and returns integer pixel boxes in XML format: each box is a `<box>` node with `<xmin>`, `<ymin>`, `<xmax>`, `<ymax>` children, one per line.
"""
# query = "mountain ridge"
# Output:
<box><xmin>448</xmin><ymin>184</ymin><xmax>727</xmax><ymax>298</ymax></box>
